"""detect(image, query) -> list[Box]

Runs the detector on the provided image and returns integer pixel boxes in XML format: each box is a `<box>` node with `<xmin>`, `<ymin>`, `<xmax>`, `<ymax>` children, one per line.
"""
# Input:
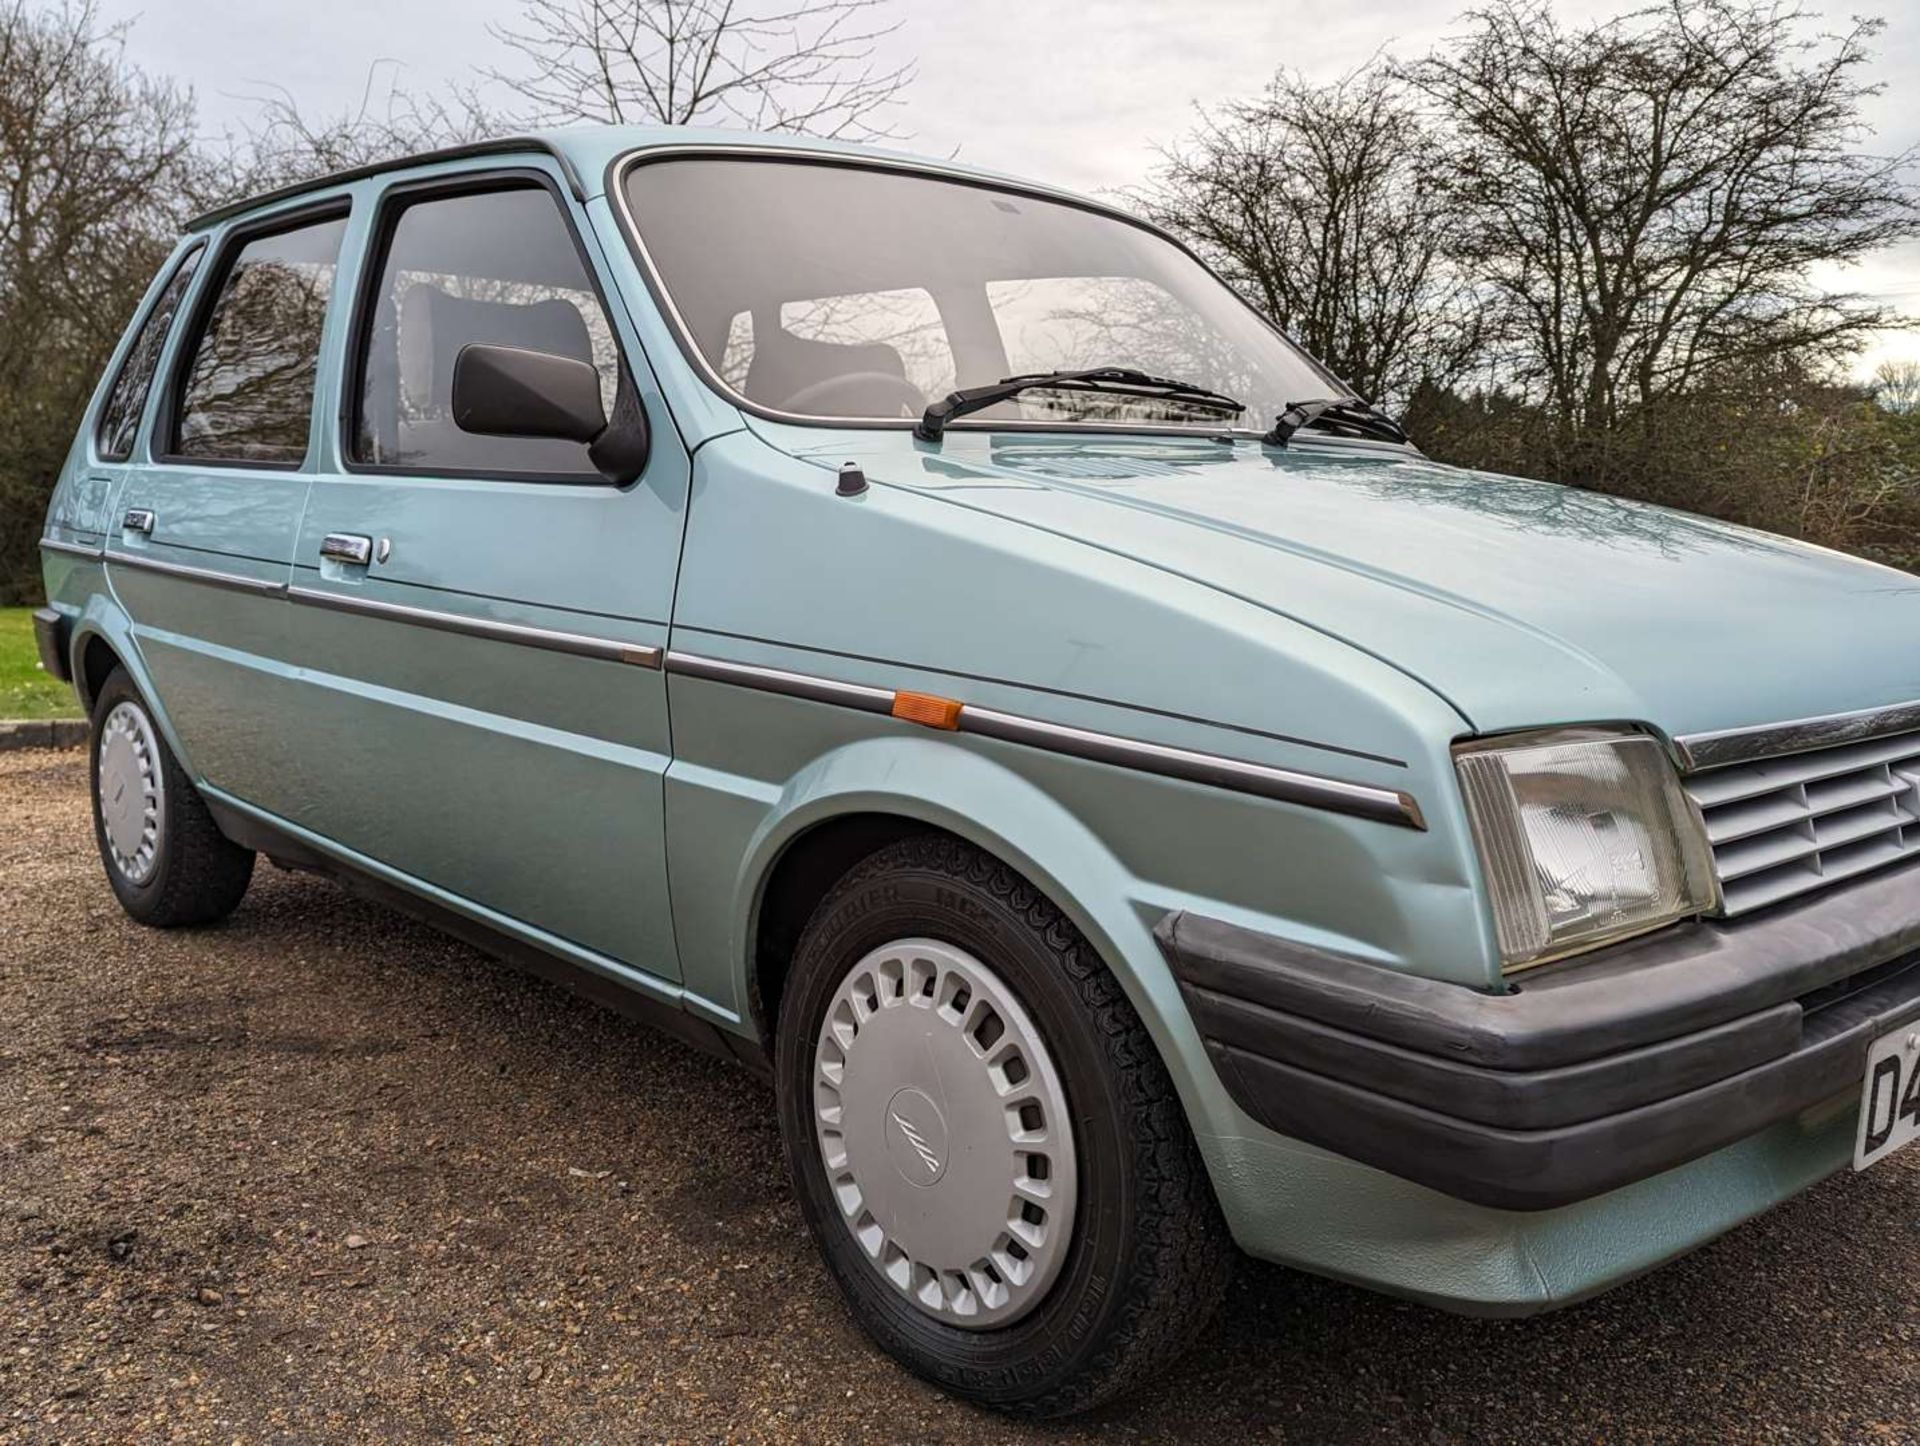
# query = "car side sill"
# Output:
<box><xmin>202</xmin><ymin>791</ymin><xmax>770</xmax><ymax>1077</ymax></box>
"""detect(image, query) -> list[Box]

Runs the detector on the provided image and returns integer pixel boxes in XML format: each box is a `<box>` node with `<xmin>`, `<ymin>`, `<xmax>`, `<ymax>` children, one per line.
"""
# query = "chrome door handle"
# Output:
<box><xmin>319</xmin><ymin>533</ymin><xmax>373</xmax><ymax>566</ymax></box>
<box><xmin>122</xmin><ymin>508</ymin><xmax>155</xmax><ymax>535</ymax></box>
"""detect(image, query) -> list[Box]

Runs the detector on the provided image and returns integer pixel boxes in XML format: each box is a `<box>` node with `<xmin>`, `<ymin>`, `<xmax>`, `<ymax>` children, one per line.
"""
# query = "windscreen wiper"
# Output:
<box><xmin>1262</xmin><ymin>397</ymin><xmax>1409</xmax><ymax>447</ymax></box>
<box><xmin>915</xmin><ymin>367</ymin><xmax>1245</xmax><ymax>442</ymax></box>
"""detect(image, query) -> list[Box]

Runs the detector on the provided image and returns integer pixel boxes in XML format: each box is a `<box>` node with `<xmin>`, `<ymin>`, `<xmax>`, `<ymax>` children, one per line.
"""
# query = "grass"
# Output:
<box><xmin>0</xmin><ymin>607</ymin><xmax>82</xmax><ymax>721</ymax></box>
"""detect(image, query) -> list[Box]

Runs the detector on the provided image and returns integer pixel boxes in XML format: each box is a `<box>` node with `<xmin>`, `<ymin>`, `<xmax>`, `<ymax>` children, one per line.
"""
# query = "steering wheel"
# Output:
<box><xmin>777</xmin><ymin>372</ymin><xmax>928</xmax><ymax>418</ymax></box>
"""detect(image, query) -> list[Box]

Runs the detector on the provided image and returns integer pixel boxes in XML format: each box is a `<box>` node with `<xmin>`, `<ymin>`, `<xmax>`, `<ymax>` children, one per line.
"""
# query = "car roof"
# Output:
<box><xmin>185</xmin><ymin>124</ymin><xmax>1077</xmax><ymax>232</ymax></box>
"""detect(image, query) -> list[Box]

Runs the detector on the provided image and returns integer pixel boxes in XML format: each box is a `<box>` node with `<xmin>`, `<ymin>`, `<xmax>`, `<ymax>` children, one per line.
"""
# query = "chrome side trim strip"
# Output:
<box><xmin>107</xmin><ymin>550</ymin><xmax>285</xmax><ymax>597</ymax></box>
<box><xmin>664</xmin><ymin>651</ymin><xmax>894</xmax><ymax>711</ymax></box>
<box><xmin>39</xmin><ymin>538</ymin><xmax>104</xmax><ymax>561</ymax></box>
<box><xmin>960</xmin><ymin>705</ymin><xmax>1426</xmax><ymax>829</ymax></box>
<box><xmin>1677</xmin><ymin>700</ymin><xmax>1920</xmax><ymax>772</ymax></box>
<box><xmin>664</xmin><ymin>651</ymin><xmax>1425</xmax><ymax>830</ymax></box>
<box><xmin>288</xmin><ymin>585</ymin><xmax>662</xmax><ymax>668</ymax></box>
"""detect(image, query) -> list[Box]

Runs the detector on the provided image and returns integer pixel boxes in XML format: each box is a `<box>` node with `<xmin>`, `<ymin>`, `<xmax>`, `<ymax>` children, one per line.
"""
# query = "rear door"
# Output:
<box><xmin>274</xmin><ymin>165</ymin><xmax>688</xmax><ymax>981</ymax></box>
<box><xmin>111</xmin><ymin>206</ymin><xmax>350</xmax><ymax>807</ymax></box>
<box><xmin>56</xmin><ymin>241</ymin><xmax>205</xmax><ymax>549</ymax></box>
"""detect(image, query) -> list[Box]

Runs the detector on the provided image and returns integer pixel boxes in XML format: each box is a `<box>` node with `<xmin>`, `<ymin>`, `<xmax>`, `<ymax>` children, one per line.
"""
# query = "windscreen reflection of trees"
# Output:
<box><xmin>720</xmin><ymin>289</ymin><xmax>956</xmax><ymax>412</ymax></box>
<box><xmin>720</xmin><ymin>278</ymin><xmax>1268</xmax><ymax>425</ymax></box>
<box><xmin>784</xmin><ymin>290</ymin><xmax>955</xmax><ymax>402</ymax></box>
<box><xmin>983</xmin><ymin>277</ymin><xmax>1259</xmax><ymax>426</ymax></box>
<box><xmin>175</xmin><ymin>259</ymin><xmax>335</xmax><ymax>464</ymax></box>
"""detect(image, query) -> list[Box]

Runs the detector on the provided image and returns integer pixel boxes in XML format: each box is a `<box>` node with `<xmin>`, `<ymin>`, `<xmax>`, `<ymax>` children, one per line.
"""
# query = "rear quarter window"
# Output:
<box><xmin>169</xmin><ymin>213</ymin><xmax>348</xmax><ymax>466</ymax></box>
<box><xmin>97</xmin><ymin>246</ymin><xmax>204</xmax><ymax>462</ymax></box>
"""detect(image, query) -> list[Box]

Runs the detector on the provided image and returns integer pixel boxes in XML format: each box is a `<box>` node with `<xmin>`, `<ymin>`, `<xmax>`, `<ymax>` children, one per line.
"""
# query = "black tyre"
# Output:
<box><xmin>89</xmin><ymin>667</ymin><xmax>254</xmax><ymax>927</ymax></box>
<box><xmin>775</xmin><ymin>835</ymin><xmax>1231</xmax><ymax>1417</ymax></box>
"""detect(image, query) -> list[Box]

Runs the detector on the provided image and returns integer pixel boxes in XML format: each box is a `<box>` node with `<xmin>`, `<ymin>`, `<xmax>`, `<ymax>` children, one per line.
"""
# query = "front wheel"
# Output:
<box><xmin>89</xmin><ymin>668</ymin><xmax>255</xmax><ymax>927</ymax></box>
<box><xmin>775</xmin><ymin>836</ymin><xmax>1231</xmax><ymax>1417</ymax></box>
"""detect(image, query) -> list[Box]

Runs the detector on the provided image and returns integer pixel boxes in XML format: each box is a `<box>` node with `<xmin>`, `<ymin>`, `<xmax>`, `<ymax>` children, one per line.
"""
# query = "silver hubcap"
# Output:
<box><xmin>98</xmin><ymin>701</ymin><xmax>165</xmax><ymax>885</ymax></box>
<box><xmin>812</xmin><ymin>938</ymin><xmax>1077</xmax><ymax>1329</ymax></box>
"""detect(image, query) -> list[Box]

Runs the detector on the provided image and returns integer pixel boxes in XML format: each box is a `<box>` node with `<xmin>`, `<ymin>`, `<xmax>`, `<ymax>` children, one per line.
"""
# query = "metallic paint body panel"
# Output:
<box><xmin>37</xmin><ymin>127</ymin><xmax>1917</xmax><ymax>1316</ymax></box>
<box><xmin>112</xmin><ymin>551</ymin><xmax>287</xmax><ymax>597</ymax></box>
<box><xmin>272</xmin><ymin>154</ymin><xmax>689</xmax><ymax>978</ymax></box>
<box><xmin>775</xmin><ymin>423</ymin><xmax>1920</xmax><ymax>743</ymax></box>
<box><xmin>664</xmin><ymin>650</ymin><xmax>1424</xmax><ymax>828</ymax></box>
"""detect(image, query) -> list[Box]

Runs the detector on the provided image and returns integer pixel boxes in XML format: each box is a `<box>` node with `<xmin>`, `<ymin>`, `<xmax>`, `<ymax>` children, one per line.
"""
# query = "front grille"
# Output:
<box><xmin>1684</xmin><ymin>731</ymin><xmax>1920</xmax><ymax>916</ymax></box>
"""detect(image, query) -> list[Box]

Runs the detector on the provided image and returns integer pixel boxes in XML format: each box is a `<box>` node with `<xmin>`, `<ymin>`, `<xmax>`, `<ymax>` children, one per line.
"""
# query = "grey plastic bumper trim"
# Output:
<box><xmin>1159</xmin><ymin>866</ymin><xmax>1920</xmax><ymax>1209</ymax></box>
<box><xmin>31</xmin><ymin>607</ymin><xmax>70</xmax><ymax>683</ymax></box>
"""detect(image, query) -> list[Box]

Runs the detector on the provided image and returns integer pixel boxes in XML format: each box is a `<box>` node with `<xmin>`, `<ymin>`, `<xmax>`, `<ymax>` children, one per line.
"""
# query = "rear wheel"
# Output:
<box><xmin>89</xmin><ymin>668</ymin><xmax>254</xmax><ymax>927</ymax></box>
<box><xmin>775</xmin><ymin>835</ymin><xmax>1231</xmax><ymax>1416</ymax></box>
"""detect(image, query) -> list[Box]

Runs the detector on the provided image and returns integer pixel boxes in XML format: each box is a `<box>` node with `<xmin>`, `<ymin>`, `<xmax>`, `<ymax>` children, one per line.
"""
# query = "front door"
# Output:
<box><xmin>274</xmin><ymin>169</ymin><xmax>687</xmax><ymax>982</ymax></box>
<box><xmin>111</xmin><ymin>208</ymin><xmax>350</xmax><ymax>810</ymax></box>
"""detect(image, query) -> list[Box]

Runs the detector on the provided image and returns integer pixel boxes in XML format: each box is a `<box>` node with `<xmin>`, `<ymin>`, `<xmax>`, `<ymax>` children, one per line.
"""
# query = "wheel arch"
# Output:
<box><xmin>65</xmin><ymin>603</ymin><xmax>198</xmax><ymax>778</ymax></box>
<box><xmin>728</xmin><ymin>738</ymin><xmax>1222</xmax><ymax>1131</ymax></box>
<box><xmin>75</xmin><ymin>631</ymin><xmax>120</xmax><ymax>715</ymax></box>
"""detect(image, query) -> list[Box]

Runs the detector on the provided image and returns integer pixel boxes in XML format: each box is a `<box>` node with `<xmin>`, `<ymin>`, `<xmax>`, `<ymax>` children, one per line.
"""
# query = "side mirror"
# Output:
<box><xmin>452</xmin><ymin>343</ymin><xmax>606</xmax><ymax>443</ymax></box>
<box><xmin>450</xmin><ymin>342</ymin><xmax>651</xmax><ymax>485</ymax></box>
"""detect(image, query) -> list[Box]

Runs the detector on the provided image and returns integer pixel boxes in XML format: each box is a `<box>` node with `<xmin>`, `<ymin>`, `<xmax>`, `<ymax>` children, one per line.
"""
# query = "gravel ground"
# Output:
<box><xmin>3</xmin><ymin>745</ymin><xmax>1918</xmax><ymax>1443</ymax></box>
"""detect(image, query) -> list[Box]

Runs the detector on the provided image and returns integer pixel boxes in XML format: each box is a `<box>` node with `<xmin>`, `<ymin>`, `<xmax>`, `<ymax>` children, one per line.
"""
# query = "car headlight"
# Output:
<box><xmin>1454</xmin><ymin>728</ymin><xmax>1717</xmax><ymax>973</ymax></box>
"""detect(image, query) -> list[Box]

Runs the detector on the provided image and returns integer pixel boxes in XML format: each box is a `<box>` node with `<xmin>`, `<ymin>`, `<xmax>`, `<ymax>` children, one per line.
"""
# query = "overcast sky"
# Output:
<box><xmin>102</xmin><ymin>0</ymin><xmax>1920</xmax><ymax>373</ymax></box>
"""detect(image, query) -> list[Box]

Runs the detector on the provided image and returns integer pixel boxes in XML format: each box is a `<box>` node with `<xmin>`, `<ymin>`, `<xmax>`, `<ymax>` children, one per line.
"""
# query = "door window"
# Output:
<box><xmin>170</xmin><ymin>215</ymin><xmax>347</xmax><ymax>465</ymax></box>
<box><xmin>97</xmin><ymin>245</ymin><xmax>203</xmax><ymax>462</ymax></box>
<box><xmin>351</xmin><ymin>184</ymin><xmax>622</xmax><ymax>477</ymax></box>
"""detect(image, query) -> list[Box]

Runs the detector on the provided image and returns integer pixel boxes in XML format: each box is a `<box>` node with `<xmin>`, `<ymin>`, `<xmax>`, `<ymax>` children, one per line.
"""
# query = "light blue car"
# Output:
<box><xmin>35</xmin><ymin>127</ymin><xmax>1920</xmax><ymax>1416</ymax></box>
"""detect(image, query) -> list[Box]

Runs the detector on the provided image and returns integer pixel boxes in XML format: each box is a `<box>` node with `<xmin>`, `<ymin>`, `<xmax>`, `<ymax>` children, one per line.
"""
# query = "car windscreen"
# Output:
<box><xmin>620</xmin><ymin>155</ymin><xmax>1339</xmax><ymax>432</ymax></box>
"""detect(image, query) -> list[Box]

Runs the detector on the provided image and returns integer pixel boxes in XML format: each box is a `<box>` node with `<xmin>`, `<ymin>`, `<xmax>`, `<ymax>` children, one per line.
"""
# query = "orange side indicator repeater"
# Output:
<box><xmin>891</xmin><ymin>690</ymin><xmax>965</xmax><ymax>730</ymax></box>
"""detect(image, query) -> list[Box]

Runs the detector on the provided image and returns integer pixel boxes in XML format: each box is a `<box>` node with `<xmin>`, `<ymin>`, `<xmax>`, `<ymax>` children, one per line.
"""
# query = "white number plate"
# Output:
<box><xmin>1853</xmin><ymin>1021</ymin><xmax>1920</xmax><ymax>1171</ymax></box>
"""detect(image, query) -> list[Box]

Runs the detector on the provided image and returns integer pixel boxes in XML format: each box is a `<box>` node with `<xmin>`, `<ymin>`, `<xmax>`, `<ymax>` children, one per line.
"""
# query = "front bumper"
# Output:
<box><xmin>1160</xmin><ymin>862</ymin><xmax>1920</xmax><ymax>1211</ymax></box>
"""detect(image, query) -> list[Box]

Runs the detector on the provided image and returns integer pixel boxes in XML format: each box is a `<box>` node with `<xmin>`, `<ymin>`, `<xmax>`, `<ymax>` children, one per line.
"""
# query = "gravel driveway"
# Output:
<box><xmin>3</xmin><ymin>746</ymin><xmax>1917</xmax><ymax>1442</ymax></box>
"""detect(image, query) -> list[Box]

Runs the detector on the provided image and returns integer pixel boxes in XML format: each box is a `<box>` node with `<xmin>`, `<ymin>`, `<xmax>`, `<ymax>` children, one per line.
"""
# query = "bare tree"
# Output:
<box><xmin>0</xmin><ymin>0</ymin><xmax>198</xmax><ymax>601</ymax></box>
<box><xmin>226</xmin><ymin>65</ymin><xmax>498</xmax><ymax>189</ymax></box>
<box><xmin>1131</xmin><ymin>69</ymin><xmax>1485</xmax><ymax>408</ymax></box>
<box><xmin>1403</xmin><ymin>0</ymin><xmax>1920</xmax><ymax>476</ymax></box>
<box><xmin>1875</xmin><ymin>359</ymin><xmax>1920</xmax><ymax>414</ymax></box>
<box><xmin>484</xmin><ymin>0</ymin><xmax>911</xmax><ymax>138</ymax></box>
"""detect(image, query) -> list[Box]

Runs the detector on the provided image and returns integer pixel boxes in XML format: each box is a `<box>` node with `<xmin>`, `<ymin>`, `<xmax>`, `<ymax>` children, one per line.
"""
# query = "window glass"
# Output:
<box><xmin>712</xmin><ymin>290</ymin><xmax>955</xmax><ymax>413</ymax></box>
<box><xmin>172</xmin><ymin>216</ymin><xmax>346</xmax><ymax>464</ymax></box>
<box><xmin>353</xmin><ymin>185</ymin><xmax>620</xmax><ymax>475</ymax></box>
<box><xmin>987</xmin><ymin>276</ymin><xmax>1256</xmax><ymax>425</ymax></box>
<box><xmin>98</xmin><ymin>247</ymin><xmax>203</xmax><ymax>462</ymax></box>
<box><xmin>624</xmin><ymin>157</ymin><xmax>1336</xmax><ymax>429</ymax></box>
